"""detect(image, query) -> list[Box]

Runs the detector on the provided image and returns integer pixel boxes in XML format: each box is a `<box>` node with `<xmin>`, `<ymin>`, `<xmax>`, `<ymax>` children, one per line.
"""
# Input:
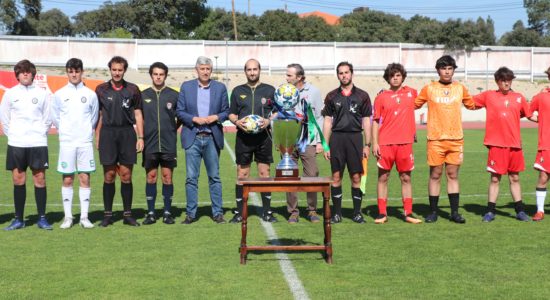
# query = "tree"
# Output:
<box><xmin>524</xmin><ymin>0</ymin><xmax>550</xmax><ymax>35</ymax></box>
<box><xmin>403</xmin><ymin>15</ymin><xmax>442</xmax><ymax>45</ymax></box>
<box><xmin>73</xmin><ymin>2</ymin><xmax>136</xmax><ymax>38</ymax></box>
<box><xmin>477</xmin><ymin>16</ymin><xmax>496</xmax><ymax>45</ymax></box>
<box><xmin>258</xmin><ymin>10</ymin><xmax>300</xmax><ymax>41</ymax></box>
<box><xmin>439</xmin><ymin>19</ymin><xmax>483</xmax><ymax>52</ymax></box>
<box><xmin>36</xmin><ymin>9</ymin><xmax>72</xmax><ymax>36</ymax></box>
<box><xmin>499</xmin><ymin>20</ymin><xmax>542</xmax><ymax>46</ymax></box>
<box><xmin>0</xmin><ymin>0</ymin><xmax>19</xmax><ymax>33</ymax></box>
<box><xmin>193</xmin><ymin>8</ymin><xmax>259</xmax><ymax>40</ymax></box>
<box><xmin>337</xmin><ymin>10</ymin><xmax>406</xmax><ymax>42</ymax></box>
<box><xmin>127</xmin><ymin>0</ymin><xmax>208</xmax><ymax>39</ymax></box>
<box><xmin>299</xmin><ymin>16</ymin><xmax>335</xmax><ymax>42</ymax></box>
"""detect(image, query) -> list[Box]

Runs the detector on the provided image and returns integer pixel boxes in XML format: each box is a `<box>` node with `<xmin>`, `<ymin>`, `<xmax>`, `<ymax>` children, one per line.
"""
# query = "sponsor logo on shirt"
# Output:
<box><xmin>64</xmin><ymin>98</ymin><xmax>70</xmax><ymax>102</ymax></box>
<box><xmin>240</xmin><ymin>95</ymin><xmax>247</xmax><ymax>99</ymax></box>
<box><xmin>144</xmin><ymin>98</ymin><xmax>152</xmax><ymax>103</ymax></box>
<box><xmin>122</xmin><ymin>98</ymin><xmax>130</xmax><ymax>108</ymax></box>
<box><xmin>166</xmin><ymin>102</ymin><xmax>172</xmax><ymax>109</ymax></box>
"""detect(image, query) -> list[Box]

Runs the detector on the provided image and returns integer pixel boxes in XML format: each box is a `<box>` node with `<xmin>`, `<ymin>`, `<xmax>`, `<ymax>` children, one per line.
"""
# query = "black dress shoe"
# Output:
<box><xmin>450</xmin><ymin>212</ymin><xmax>466</xmax><ymax>224</ymax></box>
<box><xmin>123</xmin><ymin>216</ymin><xmax>140</xmax><ymax>226</ymax></box>
<box><xmin>425</xmin><ymin>212</ymin><xmax>438</xmax><ymax>223</ymax></box>
<box><xmin>99</xmin><ymin>215</ymin><xmax>113</xmax><ymax>227</ymax></box>
<box><xmin>181</xmin><ymin>215</ymin><xmax>196</xmax><ymax>224</ymax></box>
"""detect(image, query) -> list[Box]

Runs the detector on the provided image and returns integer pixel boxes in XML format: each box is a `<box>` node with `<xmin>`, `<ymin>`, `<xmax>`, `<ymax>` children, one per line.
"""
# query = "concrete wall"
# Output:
<box><xmin>2</xmin><ymin>36</ymin><xmax>550</xmax><ymax>80</ymax></box>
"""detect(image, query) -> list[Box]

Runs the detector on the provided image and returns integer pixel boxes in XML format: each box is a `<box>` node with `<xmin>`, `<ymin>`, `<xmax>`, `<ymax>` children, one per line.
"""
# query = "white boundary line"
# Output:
<box><xmin>224</xmin><ymin>138</ymin><xmax>309</xmax><ymax>300</ymax></box>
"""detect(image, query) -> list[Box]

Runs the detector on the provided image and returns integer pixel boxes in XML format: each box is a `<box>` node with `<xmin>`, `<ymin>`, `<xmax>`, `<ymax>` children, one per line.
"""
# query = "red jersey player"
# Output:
<box><xmin>474</xmin><ymin>67</ymin><xmax>532</xmax><ymax>222</ymax></box>
<box><xmin>372</xmin><ymin>63</ymin><xmax>421</xmax><ymax>224</ymax></box>
<box><xmin>529</xmin><ymin>67</ymin><xmax>550</xmax><ymax>221</ymax></box>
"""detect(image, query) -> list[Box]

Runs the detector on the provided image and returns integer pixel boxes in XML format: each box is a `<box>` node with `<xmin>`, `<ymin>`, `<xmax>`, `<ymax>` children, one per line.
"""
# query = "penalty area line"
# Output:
<box><xmin>224</xmin><ymin>138</ymin><xmax>309</xmax><ymax>300</ymax></box>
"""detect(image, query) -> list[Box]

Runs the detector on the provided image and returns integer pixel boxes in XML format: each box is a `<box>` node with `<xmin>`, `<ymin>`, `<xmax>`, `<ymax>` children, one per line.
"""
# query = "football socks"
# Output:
<box><xmin>351</xmin><ymin>187</ymin><xmax>362</xmax><ymax>215</ymax></box>
<box><xmin>62</xmin><ymin>186</ymin><xmax>73</xmax><ymax>218</ymax></box>
<box><xmin>35</xmin><ymin>186</ymin><xmax>47</xmax><ymax>217</ymax></box>
<box><xmin>162</xmin><ymin>184</ymin><xmax>173</xmax><ymax>213</ymax></box>
<box><xmin>536</xmin><ymin>187</ymin><xmax>546</xmax><ymax>212</ymax></box>
<box><xmin>331</xmin><ymin>186</ymin><xmax>343</xmax><ymax>216</ymax></box>
<box><xmin>146</xmin><ymin>183</ymin><xmax>157</xmax><ymax>213</ymax></box>
<box><xmin>79</xmin><ymin>187</ymin><xmax>91</xmax><ymax>219</ymax></box>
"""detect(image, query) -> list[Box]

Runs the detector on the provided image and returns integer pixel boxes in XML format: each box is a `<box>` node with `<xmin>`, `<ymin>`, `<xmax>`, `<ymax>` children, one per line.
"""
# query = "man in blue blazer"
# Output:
<box><xmin>176</xmin><ymin>56</ymin><xmax>229</xmax><ymax>224</ymax></box>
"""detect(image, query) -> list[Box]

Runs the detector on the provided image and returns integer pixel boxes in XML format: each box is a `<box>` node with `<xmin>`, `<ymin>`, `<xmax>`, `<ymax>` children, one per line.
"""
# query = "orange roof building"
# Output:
<box><xmin>298</xmin><ymin>11</ymin><xmax>340</xmax><ymax>26</ymax></box>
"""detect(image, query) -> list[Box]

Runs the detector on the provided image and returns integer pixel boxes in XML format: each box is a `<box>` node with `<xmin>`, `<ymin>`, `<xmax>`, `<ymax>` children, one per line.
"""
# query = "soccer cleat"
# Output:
<box><xmin>36</xmin><ymin>216</ymin><xmax>53</xmax><ymax>230</ymax></box>
<box><xmin>162</xmin><ymin>212</ymin><xmax>175</xmax><ymax>225</ymax></box>
<box><xmin>181</xmin><ymin>215</ymin><xmax>196</xmax><ymax>224</ymax></box>
<box><xmin>4</xmin><ymin>218</ymin><xmax>25</xmax><ymax>231</ymax></box>
<box><xmin>99</xmin><ymin>215</ymin><xmax>113</xmax><ymax>227</ymax></box>
<box><xmin>330</xmin><ymin>214</ymin><xmax>342</xmax><ymax>224</ymax></box>
<box><xmin>123</xmin><ymin>216</ymin><xmax>140</xmax><ymax>226</ymax></box>
<box><xmin>482</xmin><ymin>212</ymin><xmax>496</xmax><ymax>222</ymax></box>
<box><xmin>532</xmin><ymin>211</ymin><xmax>545</xmax><ymax>221</ymax></box>
<box><xmin>262</xmin><ymin>211</ymin><xmax>278</xmax><ymax>223</ymax></box>
<box><xmin>374</xmin><ymin>214</ymin><xmax>388</xmax><ymax>224</ymax></box>
<box><xmin>79</xmin><ymin>218</ymin><xmax>94</xmax><ymax>229</ymax></box>
<box><xmin>288</xmin><ymin>211</ymin><xmax>299</xmax><ymax>224</ymax></box>
<box><xmin>425</xmin><ymin>212</ymin><xmax>438</xmax><ymax>223</ymax></box>
<box><xmin>229</xmin><ymin>212</ymin><xmax>242</xmax><ymax>224</ymax></box>
<box><xmin>352</xmin><ymin>213</ymin><xmax>366</xmax><ymax>224</ymax></box>
<box><xmin>516</xmin><ymin>211</ymin><xmax>530</xmax><ymax>222</ymax></box>
<box><xmin>306</xmin><ymin>210</ymin><xmax>320</xmax><ymax>223</ymax></box>
<box><xmin>212</xmin><ymin>214</ymin><xmax>226</xmax><ymax>224</ymax></box>
<box><xmin>450</xmin><ymin>212</ymin><xmax>466</xmax><ymax>224</ymax></box>
<box><xmin>405</xmin><ymin>214</ymin><xmax>423</xmax><ymax>224</ymax></box>
<box><xmin>59</xmin><ymin>217</ymin><xmax>73</xmax><ymax>229</ymax></box>
<box><xmin>142</xmin><ymin>213</ymin><xmax>157</xmax><ymax>225</ymax></box>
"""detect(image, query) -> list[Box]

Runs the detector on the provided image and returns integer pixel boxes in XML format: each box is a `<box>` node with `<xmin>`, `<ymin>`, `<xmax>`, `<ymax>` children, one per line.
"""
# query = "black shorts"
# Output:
<box><xmin>6</xmin><ymin>145</ymin><xmax>49</xmax><ymax>171</ymax></box>
<box><xmin>142</xmin><ymin>152</ymin><xmax>177</xmax><ymax>169</ymax></box>
<box><xmin>235</xmin><ymin>130</ymin><xmax>273</xmax><ymax>165</ymax></box>
<box><xmin>329</xmin><ymin>132</ymin><xmax>363</xmax><ymax>175</ymax></box>
<box><xmin>99</xmin><ymin>126</ymin><xmax>137</xmax><ymax>166</ymax></box>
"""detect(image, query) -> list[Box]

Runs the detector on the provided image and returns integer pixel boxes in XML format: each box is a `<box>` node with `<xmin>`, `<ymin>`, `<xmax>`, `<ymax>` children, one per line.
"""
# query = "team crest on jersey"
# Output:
<box><xmin>407</xmin><ymin>92</ymin><xmax>412</xmax><ymax>97</ymax></box>
<box><xmin>240</xmin><ymin>95</ymin><xmax>247</xmax><ymax>99</ymax></box>
<box><xmin>144</xmin><ymin>98</ymin><xmax>152</xmax><ymax>103</ymax></box>
<box><xmin>516</xmin><ymin>97</ymin><xmax>521</xmax><ymax>103</ymax></box>
<box><xmin>81</xmin><ymin>97</ymin><xmax>87</xmax><ymax>103</ymax></box>
<box><xmin>443</xmin><ymin>89</ymin><xmax>449</xmax><ymax>96</ymax></box>
<box><xmin>32</xmin><ymin>98</ymin><xmax>38</xmax><ymax>104</ymax></box>
<box><xmin>349</xmin><ymin>103</ymin><xmax>357</xmax><ymax>113</ymax></box>
<box><xmin>166</xmin><ymin>102</ymin><xmax>173</xmax><ymax>110</ymax></box>
<box><xmin>504</xmin><ymin>100</ymin><xmax>509</xmax><ymax>108</ymax></box>
<box><xmin>396</xmin><ymin>97</ymin><xmax>401</xmax><ymax>104</ymax></box>
<box><xmin>261</xmin><ymin>98</ymin><xmax>266</xmax><ymax>105</ymax></box>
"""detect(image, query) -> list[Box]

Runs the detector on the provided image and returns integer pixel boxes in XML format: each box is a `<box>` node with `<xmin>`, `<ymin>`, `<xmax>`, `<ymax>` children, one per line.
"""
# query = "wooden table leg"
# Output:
<box><xmin>323</xmin><ymin>190</ymin><xmax>333</xmax><ymax>264</ymax></box>
<box><xmin>240</xmin><ymin>186</ymin><xmax>249</xmax><ymax>264</ymax></box>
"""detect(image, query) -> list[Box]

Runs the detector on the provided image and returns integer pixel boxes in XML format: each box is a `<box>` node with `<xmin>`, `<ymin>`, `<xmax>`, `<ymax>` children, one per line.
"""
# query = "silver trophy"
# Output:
<box><xmin>272</xmin><ymin>83</ymin><xmax>301</xmax><ymax>179</ymax></box>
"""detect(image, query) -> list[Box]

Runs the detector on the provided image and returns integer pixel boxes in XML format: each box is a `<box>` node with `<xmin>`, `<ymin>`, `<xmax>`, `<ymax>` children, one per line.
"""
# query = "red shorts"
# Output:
<box><xmin>486</xmin><ymin>146</ymin><xmax>524</xmax><ymax>175</ymax></box>
<box><xmin>534</xmin><ymin>150</ymin><xmax>550</xmax><ymax>172</ymax></box>
<box><xmin>377</xmin><ymin>144</ymin><xmax>414</xmax><ymax>172</ymax></box>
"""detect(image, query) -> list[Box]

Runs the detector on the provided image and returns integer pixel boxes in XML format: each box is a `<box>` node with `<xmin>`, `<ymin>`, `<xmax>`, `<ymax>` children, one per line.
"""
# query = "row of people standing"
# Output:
<box><xmin>2</xmin><ymin>54</ymin><xmax>549</xmax><ymax>230</ymax></box>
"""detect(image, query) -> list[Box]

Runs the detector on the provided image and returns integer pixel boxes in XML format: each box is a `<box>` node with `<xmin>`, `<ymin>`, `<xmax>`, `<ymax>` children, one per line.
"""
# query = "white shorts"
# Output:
<box><xmin>57</xmin><ymin>145</ymin><xmax>96</xmax><ymax>174</ymax></box>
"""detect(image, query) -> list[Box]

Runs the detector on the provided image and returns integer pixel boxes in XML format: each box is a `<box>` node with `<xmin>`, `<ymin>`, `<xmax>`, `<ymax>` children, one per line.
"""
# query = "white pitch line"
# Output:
<box><xmin>224</xmin><ymin>138</ymin><xmax>309</xmax><ymax>300</ymax></box>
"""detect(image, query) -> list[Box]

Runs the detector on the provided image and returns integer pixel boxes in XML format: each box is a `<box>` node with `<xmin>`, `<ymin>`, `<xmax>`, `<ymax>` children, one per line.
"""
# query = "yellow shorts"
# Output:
<box><xmin>427</xmin><ymin>140</ymin><xmax>464</xmax><ymax>166</ymax></box>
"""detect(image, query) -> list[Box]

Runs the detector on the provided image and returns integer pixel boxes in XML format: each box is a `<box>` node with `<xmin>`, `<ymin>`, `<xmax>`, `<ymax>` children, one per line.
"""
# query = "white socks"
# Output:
<box><xmin>536</xmin><ymin>189</ymin><xmax>547</xmax><ymax>213</ymax></box>
<box><xmin>61</xmin><ymin>186</ymin><xmax>74</xmax><ymax>218</ymax></box>
<box><xmin>79</xmin><ymin>187</ymin><xmax>91</xmax><ymax>219</ymax></box>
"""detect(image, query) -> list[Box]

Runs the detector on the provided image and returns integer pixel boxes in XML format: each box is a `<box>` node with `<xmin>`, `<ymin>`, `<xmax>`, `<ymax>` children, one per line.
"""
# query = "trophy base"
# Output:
<box><xmin>275</xmin><ymin>169</ymin><xmax>299</xmax><ymax>180</ymax></box>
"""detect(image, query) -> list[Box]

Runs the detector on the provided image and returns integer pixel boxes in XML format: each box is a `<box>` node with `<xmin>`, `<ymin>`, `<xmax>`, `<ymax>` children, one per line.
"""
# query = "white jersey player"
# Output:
<box><xmin>51</xmin><ymin>58</ymin><xmax>99</xmax><ymax>229</ymax></box>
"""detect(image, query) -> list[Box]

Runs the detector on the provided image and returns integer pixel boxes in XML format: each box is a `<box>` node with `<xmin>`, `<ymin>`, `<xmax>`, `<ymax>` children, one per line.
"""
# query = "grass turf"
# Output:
<box><xmin>1</xmin><ymin>128</ymin><xmax>550</xmax><ymax>299</ymax></box>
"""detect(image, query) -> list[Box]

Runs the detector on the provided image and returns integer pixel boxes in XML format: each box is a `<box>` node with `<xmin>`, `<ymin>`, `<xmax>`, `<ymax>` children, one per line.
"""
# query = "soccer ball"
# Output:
<box><xmin>274</xmin><ymin>83</ymin><xmax>300</xmax><ymax>111</ymax></box>
<box><xmin>241</xmin><ymin>114</ymin><xmax>264</xmax><ymax>134</ymax></box>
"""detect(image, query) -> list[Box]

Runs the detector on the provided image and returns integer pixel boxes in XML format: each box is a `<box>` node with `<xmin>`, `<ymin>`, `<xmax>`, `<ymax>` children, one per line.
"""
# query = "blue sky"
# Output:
<box><xmin>41</xmin><ymin>0</ymin><xmax>527</xmax><ymax>39</ymax></box>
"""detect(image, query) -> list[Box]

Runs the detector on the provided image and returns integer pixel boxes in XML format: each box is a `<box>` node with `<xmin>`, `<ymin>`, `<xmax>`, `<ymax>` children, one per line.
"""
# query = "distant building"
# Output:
<box><xmin>353</xmin><ymin>7</ymin><xmax>369</xmax><ymax>13</ymax></box>
<box><xmin>298</xmin><ymin>11</ymin><xmax>340</xmax><ymax>26</ymax></box>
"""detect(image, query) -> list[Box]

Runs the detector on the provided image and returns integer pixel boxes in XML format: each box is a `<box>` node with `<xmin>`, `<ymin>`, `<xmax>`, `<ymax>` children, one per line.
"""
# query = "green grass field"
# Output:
<box><xmin>1</xmin><ymin>128</ymin><xmax>550</xmax><ymax>299</ymax></box>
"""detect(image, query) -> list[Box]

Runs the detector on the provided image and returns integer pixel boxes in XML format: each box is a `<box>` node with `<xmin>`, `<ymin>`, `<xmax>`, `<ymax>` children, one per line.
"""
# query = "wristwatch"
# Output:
<box><xmin>364</xmin><ymin>143</ymin><xmax>371</xmax><ymax>147</ymax></box>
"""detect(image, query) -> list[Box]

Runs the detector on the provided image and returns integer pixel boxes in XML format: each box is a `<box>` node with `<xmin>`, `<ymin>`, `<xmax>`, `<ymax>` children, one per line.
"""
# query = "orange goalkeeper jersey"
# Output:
<box><xmin>415</xmin><ymin>81</ymin><xmax>476</xmax><ymax>141</ymax></box>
